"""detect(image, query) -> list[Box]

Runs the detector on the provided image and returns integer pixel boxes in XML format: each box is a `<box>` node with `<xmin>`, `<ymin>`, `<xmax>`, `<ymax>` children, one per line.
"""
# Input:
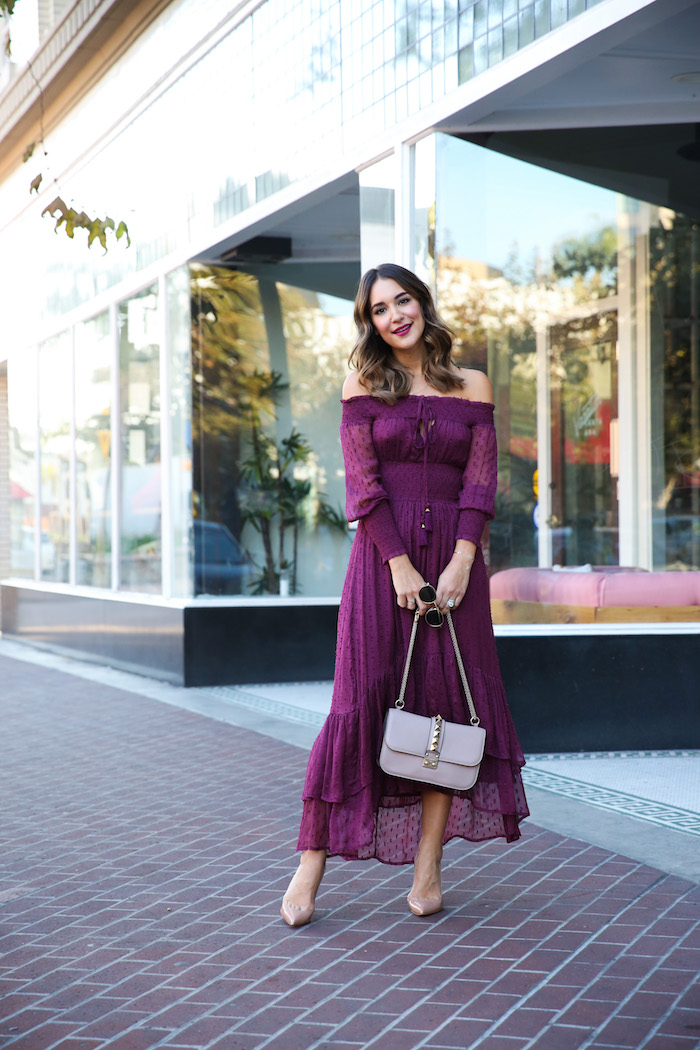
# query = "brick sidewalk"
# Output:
<box><xmin>0</xmin><ymin>653</ymin><xmax>699</xmax><ymax>1050</ymax></box>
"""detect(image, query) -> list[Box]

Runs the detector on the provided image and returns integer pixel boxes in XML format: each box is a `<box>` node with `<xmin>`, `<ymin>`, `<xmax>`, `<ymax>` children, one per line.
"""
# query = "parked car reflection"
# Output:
<box><xmin>194</xmin><ymin>520</ymin><xmax>253</xmax><ymax>595</ymax></box>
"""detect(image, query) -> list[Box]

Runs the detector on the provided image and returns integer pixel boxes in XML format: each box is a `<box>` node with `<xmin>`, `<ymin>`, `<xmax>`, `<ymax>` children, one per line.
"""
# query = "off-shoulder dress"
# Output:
<box><xmin>297</xmin><ymin>394</ymin><xmax>528</xmax><ymax>864</ymax></box>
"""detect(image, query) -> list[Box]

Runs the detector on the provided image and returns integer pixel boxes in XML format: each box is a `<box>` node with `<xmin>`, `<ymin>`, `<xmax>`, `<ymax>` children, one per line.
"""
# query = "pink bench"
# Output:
<box><xmin>489</xmin><ymin>567</ymin><xmax>700</xmax><ymax>623</ymax></box>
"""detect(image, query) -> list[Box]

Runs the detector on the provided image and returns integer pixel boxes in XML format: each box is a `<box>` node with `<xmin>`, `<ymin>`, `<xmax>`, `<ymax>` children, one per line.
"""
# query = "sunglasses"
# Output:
<box><xmin>419</xmin><ymin>583</ymin><xmax>443</xmax><ymax>628</ymax></box>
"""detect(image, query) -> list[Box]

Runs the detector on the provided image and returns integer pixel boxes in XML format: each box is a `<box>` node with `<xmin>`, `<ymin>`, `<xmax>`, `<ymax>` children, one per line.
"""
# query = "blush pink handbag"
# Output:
<box><xmin>379</xmin><ymin>609</ymin><xmax>486</xmax><ymax>791</ymax></box>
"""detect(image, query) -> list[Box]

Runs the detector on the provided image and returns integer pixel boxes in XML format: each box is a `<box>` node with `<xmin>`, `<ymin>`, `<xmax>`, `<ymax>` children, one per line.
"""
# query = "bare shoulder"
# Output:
<box><xmin>455</xmin><ymin>367</ymin><xmax>493</xmax><ymax>404</ymax></box>
<box><xmin>342</xmin><ymin>371</ymin><xmax>369</xmax><ymax>399</ymax></box>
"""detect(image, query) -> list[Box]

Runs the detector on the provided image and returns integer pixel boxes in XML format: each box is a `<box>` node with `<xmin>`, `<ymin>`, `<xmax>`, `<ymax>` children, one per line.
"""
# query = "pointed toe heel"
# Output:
<box><xmin>280</xmin><ymin>852</ymin><xmax>326</xmax><ymax>928</ymax></box>
<box><xmin>407</xmin><ymin>895</ymin><xmax>443</xmax><ymax>917</ymax></box>
<box><xmin>280</xmin><ymin>899</ymin><xmax>315</xmax><ymax>928</ymax></box>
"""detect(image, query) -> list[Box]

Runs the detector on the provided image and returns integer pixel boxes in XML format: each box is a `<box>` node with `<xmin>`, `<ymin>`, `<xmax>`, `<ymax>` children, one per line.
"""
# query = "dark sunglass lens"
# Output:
<box><xmin>419</xmin><ymin>584</ymin><xmax>436</xmax><ymax>604</ymax></box>
<box><xmin>426</xmin><ymin>607</ymin><xmax>443</xmax><ymax>628</ymax></box>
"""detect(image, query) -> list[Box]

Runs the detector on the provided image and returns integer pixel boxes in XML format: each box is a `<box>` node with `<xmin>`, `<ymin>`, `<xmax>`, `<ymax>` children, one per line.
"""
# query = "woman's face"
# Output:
<box><xmin>368</xmin><ymin>277</ymin><xmax>426</xmax><ymax>356</ymax></box>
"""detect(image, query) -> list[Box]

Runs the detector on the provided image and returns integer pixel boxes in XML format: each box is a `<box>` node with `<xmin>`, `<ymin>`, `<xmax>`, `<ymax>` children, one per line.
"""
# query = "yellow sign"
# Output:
<box><xmin>97</xmin><ymin>429</ymin><xmax>111</xmax><ymax>458</ymax></box>
<box><xmin>533</xmin><ymin>469</ymin><xmax>538</xmax><ymax>498</ymax></box>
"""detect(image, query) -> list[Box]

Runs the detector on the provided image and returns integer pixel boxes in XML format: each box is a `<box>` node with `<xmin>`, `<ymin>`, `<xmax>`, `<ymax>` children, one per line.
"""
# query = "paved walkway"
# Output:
<box><xmin>1</xmin><ymin>640</ymin><xmax>699</xmax><ymax>1050</ymax></box>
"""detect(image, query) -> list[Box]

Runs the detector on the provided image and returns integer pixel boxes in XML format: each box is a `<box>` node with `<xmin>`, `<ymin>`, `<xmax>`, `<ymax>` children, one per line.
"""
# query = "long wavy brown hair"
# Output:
<box><xmin>349</xmin><ymin>263</ymin><xmax>464</xmax><ymax>404</ymax></box>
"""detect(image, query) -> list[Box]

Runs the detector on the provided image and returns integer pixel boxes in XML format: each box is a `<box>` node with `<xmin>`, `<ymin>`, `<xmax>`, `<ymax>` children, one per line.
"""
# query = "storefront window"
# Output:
<box><xmin>422</xmin><ymin>133</ymin><xmax>699</xmax><ymax>624</ymax></box>
<box><xmin>39</xmin><ymin>333</ymin><xmax>72</xmax><ymax>583</ymax></box>
<box><xmin>75</xmin><ymin>313</ymin><xmax>112</xmax><ymax>587</ymax></box>
<box><xmin>118</xmin><ymin>285</ymin><xmax>161</xmax><ymax>593</ymax></box>
<box><xmin>191</xmin><ymin>264</ymin><xmax>354</xmax><ymax>597</ymax></box>
<box><xmin>8</xmin><ymin>351</ymin><xmax>37</xmax><ymax>578</ymax></box>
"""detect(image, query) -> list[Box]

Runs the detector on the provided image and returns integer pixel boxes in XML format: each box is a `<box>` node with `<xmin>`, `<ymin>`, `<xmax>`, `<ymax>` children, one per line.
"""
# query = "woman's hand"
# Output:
<box><xmin>388</xmin><ymin>554</ymin><xmax>431</xmax><ymax>614</ymax></box>
<box><xmin>435</xmin><ymin>543</ymin><xmax>477</xmax><ymax>612</ymax></box>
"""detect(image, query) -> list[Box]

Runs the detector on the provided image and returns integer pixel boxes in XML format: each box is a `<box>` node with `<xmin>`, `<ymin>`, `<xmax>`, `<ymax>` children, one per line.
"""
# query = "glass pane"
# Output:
<box><xmin>191</xmin><ymin>266</ymin><xmax>266</xmax><ymax>597</ymax></box>
<box><xmin>276</xmin><ymin>281</ymin><xmax>355</xmax><ymax>595</ymax></box>
<box><xmin>8</xmin><ymin>351</ymin><xmax>37</xmax><ymax>578</ymax></box>
<box><xmin>649</xmin><ymin>214</ymin><xmax>700</xmax><ymax>570</ymax></box>
<box><xmin>549</xmin><ymin>312</ymin><xmax>619</xmax><ymax>565</ymax></box>
<box><xmin>432</xmin><ymin>134</ymin><xmax>619</xmax><ymax>576</ymax></box>
<box><xmin>190</xmin><ymin>265</ymin><xmax>356</xmax><ymax>597</ymax></box>
<box><xmin>359</xmin><ymin>154</ymin><xmax>396</xmax><ymax>272</ymax></box>
<box><xmin>75</xmin><ymin>312</ymin><xmax>112</xmax><ymax>587</ymax></box>
<box><xmin>413</xmin><ymin>134</ymin><xmax>437</xmax><ymax>290</ymax></box>
<box><xmin>39</xmin><ymin>333</ymin><xmax>72</xmax><ymax>583</ymax></box>
<box><xmin>167</xmin><ymin>267</ymin><xmax>194</xmax><ymax>597</ymax></box>
<box><xmin>119</xmin><ymin>284</ymin><xmax>161</xmax><ymax>593</ymax></box>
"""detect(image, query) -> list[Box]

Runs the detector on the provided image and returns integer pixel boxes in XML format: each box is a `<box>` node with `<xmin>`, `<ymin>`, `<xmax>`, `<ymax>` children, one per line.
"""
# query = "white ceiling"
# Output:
<box><xmin>442</xmin><ymin>0</ymin><xmax>700</xmax><ymax>132</ymax></box>
<box><xmin>205</xmin><ymin>0</ymin><xmax>700</xmax><ymax>269</ymax></box>
<box><xmin>437</xmin><ymin>0</ymin><xmax>700</xmax><ymax>218</ymax></box>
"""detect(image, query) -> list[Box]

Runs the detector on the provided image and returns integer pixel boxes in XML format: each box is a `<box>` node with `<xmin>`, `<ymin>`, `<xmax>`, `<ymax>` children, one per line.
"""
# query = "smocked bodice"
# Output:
<box><xmin>340</xmin><ymin>394</ymin><xmax>497</xmax><ymax>547</ymax></box>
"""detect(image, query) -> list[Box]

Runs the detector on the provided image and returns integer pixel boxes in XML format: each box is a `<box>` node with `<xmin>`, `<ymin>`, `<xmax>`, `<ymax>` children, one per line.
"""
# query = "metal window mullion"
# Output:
<box><xmin>34</xmin><ymin>347</ymin><xmax>41</xmax><ymax>581</ymax></box>
<box><xmin>68</xmin><ymin>327</ymin><xmax>77</xmax><ymax>586</ymax></box>
<box><xmin>635</xmin><ymin>207</ymin><xmax>654</xmax><ymax>569</ymax></box>
<box><xmin>397</xmin><ymin>140</ymin><xmax>414</xmax><ymax>270</ymax></box>
<box><xmin>110</xmin><ymin>302</ymin><xmax>121</xmax><ymax>591</ymax></box>
<box><xmin>617</xmin><ymin>204</ymin><xmax>641</xmax><ymax>568</ymax></box>
<box><xmin>159</xmin><ymin>273</ymin><xmax>173</xmax><ymax>600</ymax></box>
<box><xmin>536</xmin><ymin>323</ymin><xmax>552</xmax><ymax>568</ymax></box>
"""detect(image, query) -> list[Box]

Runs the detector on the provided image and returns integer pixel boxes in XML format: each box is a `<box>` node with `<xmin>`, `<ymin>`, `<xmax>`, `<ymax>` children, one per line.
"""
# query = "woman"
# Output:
<box><xmin>281</xmin><ymin>263</ymin><xmax>528</xmax><ymax>926</ymax></box>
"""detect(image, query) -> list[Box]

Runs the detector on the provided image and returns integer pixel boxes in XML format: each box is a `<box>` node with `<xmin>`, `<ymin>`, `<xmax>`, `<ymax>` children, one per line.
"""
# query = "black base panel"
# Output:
<box><xmin>183</xmin><ymin>603</ymin><xmax>339</xmax><ymax>686</ymax></box>
<box><xmin>495</xmin><ymin>634</ymin><xmax>699</xmax><ymax>752</ymax></box>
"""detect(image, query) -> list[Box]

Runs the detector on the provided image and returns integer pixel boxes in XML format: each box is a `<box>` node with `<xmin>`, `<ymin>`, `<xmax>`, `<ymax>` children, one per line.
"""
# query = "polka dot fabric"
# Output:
<box><xmin>296</xmin><ymin>395</ymin><xmax>529</xmax><ymax>864</ymax></box>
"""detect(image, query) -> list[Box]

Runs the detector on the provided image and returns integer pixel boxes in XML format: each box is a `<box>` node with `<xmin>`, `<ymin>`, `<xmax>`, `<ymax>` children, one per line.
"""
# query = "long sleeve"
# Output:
<box><xmin>456</xmin><ymin>415</ymin><xmax>498</xmax><ymax>546</ymax></box>
<box><xmin>341</xmin><ymin>401</ymin><xmax>408</xmax><ymax>563</ymax></box>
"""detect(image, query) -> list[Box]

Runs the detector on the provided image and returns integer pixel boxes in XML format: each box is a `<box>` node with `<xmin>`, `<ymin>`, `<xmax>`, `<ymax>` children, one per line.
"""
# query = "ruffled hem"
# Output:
<box><xmin>297</xmin><ymin>767</ymin><xmax>529</xmax><ymax>863</ymax></box>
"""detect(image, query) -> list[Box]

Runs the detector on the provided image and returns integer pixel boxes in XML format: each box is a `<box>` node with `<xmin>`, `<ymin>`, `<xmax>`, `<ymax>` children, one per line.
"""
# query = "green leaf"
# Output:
<box><xmin>40</xmin><ymin>195</ymin><xmax>131</xmax><ymax>251</ymax></box>
<box><xmin>29</xmin><ymin>173</ymin><xmax>42</xmax><ymax>194</ymax></box>
<box><xmin>115</xmin><ymin>220</ymin><xmax>131</xmax><ymax>247</ymax></box>
<box><xmin>63</xmin><ymin>208</ymin><xmax>78</xmax><ymax>238</ymax></box>
<box><xmin>23</xmin><ymin>141</ymin><xmax>36</xmax><ymax>163</ymax></box>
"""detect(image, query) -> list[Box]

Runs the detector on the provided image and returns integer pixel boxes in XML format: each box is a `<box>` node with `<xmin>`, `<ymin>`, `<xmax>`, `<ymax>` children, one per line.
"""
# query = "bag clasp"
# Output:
<box><xmin>423</xmin><ymin>714</ymin><xmax>443</xmax><ymax>769</ymax></box>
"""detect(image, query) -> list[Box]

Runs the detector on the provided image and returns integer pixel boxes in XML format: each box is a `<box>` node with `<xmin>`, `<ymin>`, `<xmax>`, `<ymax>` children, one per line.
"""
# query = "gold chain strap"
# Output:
<box><xmin>395</xmin><ymin>609</ymin><xmax>420</xmax><ymax>709</ymax></box>
<box><xmin>394</xmin><ymin>608</ymin><xmax>480</xmax><ymax>728</ymax></box>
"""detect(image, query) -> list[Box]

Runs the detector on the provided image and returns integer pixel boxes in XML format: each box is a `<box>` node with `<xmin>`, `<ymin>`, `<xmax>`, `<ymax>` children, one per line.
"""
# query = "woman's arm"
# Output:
<box><xmin>340</xmin><ymin>387</ymin><xmax>430</xmax><ymax>612</ymax></box>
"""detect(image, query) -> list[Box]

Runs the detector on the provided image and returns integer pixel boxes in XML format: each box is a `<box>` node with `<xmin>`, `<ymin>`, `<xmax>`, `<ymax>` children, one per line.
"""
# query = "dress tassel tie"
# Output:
<box><xmin>413</xmin><ymin>400</ymin><xmax>437</xmax><ymax>547</ymax></box>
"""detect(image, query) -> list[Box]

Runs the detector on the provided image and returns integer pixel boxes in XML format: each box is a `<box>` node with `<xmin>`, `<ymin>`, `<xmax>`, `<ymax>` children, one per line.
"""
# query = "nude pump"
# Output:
<box><xmin>280</xmin><ymin>899</ymin><xmax>316</xmax><ymax>927</ymax></box>
<box><xmin>280</xmin><ymin>852</ymin><xmax>326</xmax><ymax>928</ymax></box>
<box><xmin>408</xmin><ymin>843</ymin><xmax>443</xmax><ymax>916</ymax></box>
<box><xmin>407</xmin><ymin>893</ymin><xmax>443</xmax><ymax>917</ymax></box>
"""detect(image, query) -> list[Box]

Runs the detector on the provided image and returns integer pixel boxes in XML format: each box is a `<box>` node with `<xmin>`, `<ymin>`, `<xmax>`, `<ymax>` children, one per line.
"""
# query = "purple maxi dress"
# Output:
<box><xmin>297</xmin><ymin>394</ymin><xmax>529</xmax><ymax>864</ymax></box>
